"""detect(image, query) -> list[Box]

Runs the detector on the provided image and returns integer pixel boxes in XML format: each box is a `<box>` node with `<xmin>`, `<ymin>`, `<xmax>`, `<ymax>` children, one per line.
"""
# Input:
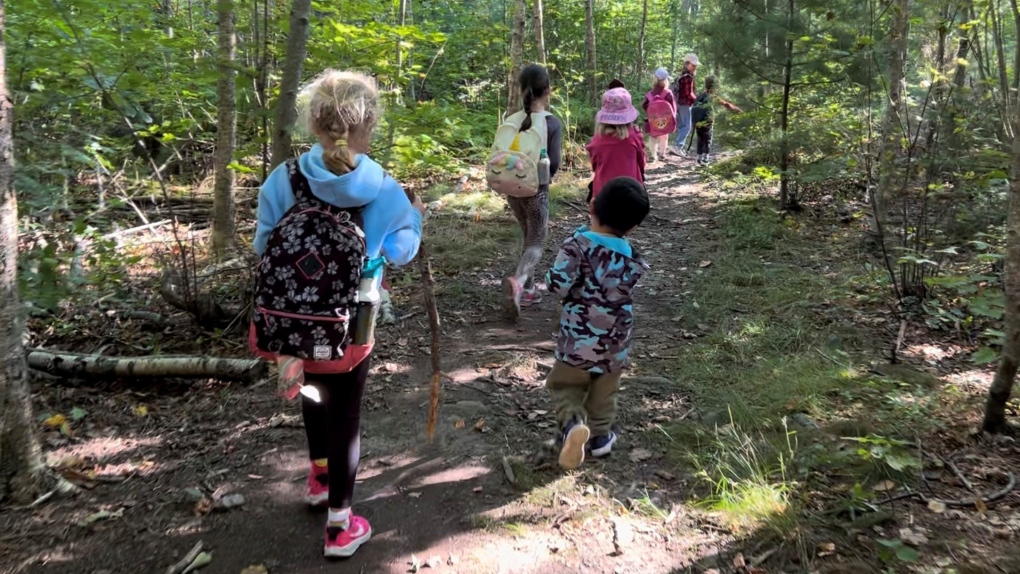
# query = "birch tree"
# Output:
<box><xmin>984</xmin><ymin>2</ymin><xmax>1020</xmax><ymax>435</ymax></box>
<box><xmin>508</xmin><ymin>0</ymin><xmax>526</xmax><ymax>112</ymax></box>
<box><xmin>533</xmin><ymin>0</ymin><xmax>547</xmax><ymax>65</ymax></box>
<box><xmin>585</xmin><ymin>0</ymin><xmax>598</xmax><ymax>103</ymax></box>
<box><xmin>0</xmin><ymin>0</ymin><xmax>50</xmax><ymax>503</ymax></box>
<box><xmin>874</xmin><ymin>0</ymin><xmax>912</xmax><ymax>226</ymax></box>
<box><xmin>210</xmin><ymin>0</ymin><xmax>237</xmax><ymax>255</ymax></box>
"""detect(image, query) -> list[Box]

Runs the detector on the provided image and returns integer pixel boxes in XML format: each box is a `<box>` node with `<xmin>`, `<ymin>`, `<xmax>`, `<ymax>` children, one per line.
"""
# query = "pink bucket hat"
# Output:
<box><xmin>596</xmin><ymin>88</ymin><xmax>638</xmax><ymax>125</ymax></box>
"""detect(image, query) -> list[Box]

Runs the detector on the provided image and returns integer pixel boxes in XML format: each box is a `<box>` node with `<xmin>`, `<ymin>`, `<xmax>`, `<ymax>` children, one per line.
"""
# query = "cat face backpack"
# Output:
<box><xmin>646</xmin><ymin>93</ymin><xmax>677</xmax><ymax>137</ymax></box>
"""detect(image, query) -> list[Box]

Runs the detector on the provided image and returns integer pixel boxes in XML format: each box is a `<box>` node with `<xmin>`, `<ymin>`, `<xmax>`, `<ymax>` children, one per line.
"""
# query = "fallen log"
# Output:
<box><xmin>26</xmin><ymin>349</ymin><xmax>266</xmax><ymax>382</ymax></box>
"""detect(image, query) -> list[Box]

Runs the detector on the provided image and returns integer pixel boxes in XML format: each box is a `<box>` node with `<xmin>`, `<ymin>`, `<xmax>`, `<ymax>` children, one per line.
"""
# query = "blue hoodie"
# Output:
<box><xmin>254</xmin><ymin>144</ymin><xmax>422</xmax><ymax>266</ymax></box>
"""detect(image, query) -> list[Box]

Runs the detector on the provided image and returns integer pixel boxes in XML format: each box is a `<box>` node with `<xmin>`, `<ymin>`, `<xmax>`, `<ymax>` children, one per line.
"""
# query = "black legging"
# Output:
<box><xmin>302</xmin><ymin>357</ymin><xmax>371</xmax><ymax>510</ymax></box>
<box><xmin>696</xmin><ymin>125</ymin><xmax>713</xmax><ymax>155</ymax></box>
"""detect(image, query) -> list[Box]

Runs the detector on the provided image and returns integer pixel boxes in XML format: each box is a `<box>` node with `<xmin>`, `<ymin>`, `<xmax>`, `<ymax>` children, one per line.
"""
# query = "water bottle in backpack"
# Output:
<box><xmin>353</xmin><ymin>261</ymin><xmax>383</xmax><ymax>346</ymax></box>
<box><xmin>537</xmin><ymin>148</ymin><xmax>551</xmax><ymax>186</ymax></box>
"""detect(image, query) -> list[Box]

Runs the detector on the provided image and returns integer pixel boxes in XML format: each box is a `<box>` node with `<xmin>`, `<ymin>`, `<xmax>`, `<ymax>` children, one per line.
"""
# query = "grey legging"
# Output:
<box><xmin>507</xmin><ymin>186</ymin><xmax>549</xmax><ymax>290</ymax></box>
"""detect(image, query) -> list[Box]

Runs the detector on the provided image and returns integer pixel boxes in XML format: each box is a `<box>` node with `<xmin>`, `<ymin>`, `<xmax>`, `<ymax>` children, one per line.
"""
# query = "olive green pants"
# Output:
<box><xmin>546</xmin><ymin>361</ymin><xmax>621</xmax><ymax>436</ymax></box>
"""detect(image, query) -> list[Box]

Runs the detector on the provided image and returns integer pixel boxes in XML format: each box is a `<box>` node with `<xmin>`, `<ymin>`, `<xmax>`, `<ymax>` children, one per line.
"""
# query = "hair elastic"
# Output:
<box><xmin>334</xmin><ymin>139</ymin><xmax>348</xmax><ymax>147</ymax></box>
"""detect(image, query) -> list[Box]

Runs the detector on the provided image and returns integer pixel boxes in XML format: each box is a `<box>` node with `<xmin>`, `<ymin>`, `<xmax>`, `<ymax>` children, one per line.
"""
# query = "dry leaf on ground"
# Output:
<box><xmin>899</xmin><ymin>528</ymin><xmax>929</xmax><ymax>547</ymax></box>
<box><xmin>629</xmin><ymin>448</ymin><xmax>653</xmax><ymax>463</ymax></box>
<box><xmin>872</xmin><ymin>480</ymin><xmax>896</xmax><ymax>492</ymax></box>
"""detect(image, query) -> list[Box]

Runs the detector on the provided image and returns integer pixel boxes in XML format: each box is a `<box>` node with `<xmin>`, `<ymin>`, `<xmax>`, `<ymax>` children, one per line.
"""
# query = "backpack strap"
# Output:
<box><xmin>533</xmin><ymin>111</ymin><xmax>552</xmax><ymax>151</ymax></box>
<box><xmin>285</xmin><ymin>158</ymin><xmax>313</xmax><ymax>202</ymax></box>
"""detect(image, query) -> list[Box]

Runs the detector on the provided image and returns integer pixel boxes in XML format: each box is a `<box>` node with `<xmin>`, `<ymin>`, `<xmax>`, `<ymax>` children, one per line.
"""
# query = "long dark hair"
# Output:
<box><xmin>518</xmin><ymin>64</ymin><xmax>550</xmax><ymax>131</ymax></box>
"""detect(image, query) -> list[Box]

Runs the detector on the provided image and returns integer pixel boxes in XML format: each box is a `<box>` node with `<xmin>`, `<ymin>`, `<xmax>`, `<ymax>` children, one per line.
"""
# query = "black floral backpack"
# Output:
<box><xmin>251</xmin><ymin>159</ymin><xmax>366</xmax><ymax>362</ymax></box>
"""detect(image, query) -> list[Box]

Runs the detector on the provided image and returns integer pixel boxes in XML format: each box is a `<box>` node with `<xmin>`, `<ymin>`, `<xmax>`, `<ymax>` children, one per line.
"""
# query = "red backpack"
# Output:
<box><xmin>646</xmin><ymin>92</ymin><xmax>677</xmax><ymax>137</ymax></box>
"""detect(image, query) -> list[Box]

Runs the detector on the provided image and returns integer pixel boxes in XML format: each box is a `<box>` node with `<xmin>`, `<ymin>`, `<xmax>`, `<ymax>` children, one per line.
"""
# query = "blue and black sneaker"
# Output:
<box><xmin>558</xmin><ymin>417</ymin><xmax>590</xmax><ymax>470</ymax></box>
<box><xmin>588</xmin><ymin>432</ymin><xmax>617</xmax><ymax>458</ymax></box>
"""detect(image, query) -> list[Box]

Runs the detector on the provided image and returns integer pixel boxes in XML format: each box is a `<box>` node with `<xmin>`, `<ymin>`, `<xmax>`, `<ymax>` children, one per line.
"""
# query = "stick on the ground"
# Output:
<box><xmin>404</xmin><ymin>189</ymin><xmax>444</xmax><ymax>443</ymax></box>
<box><xmin>501</xmin><ymin>456</ymin><xmax>517</xmax><ymax>485</ymax></box>
<box><xmin>26</xmin><ymin>349</ymin><xmax>266</xmax><ymax>382</ymax></box>
<box><xmin>876</xmin><ymin>472</ymin><xmax>1016</xmax><ymax>508</ymax></box>
<box><xmin>166</xmin><ymin>541</ymin><xmax>203</xmax><ymax>574</ymax></box>
<box><xmin>102</xmin><ymin>219</ymin><xmax>171</xmax><ymax>240</ymax></box>
<box><xmin>942</xmin><ymin>455</ymin><xmax>975</xmax><ymax>492</ymax></box>
<box><xmin>892</xmin><ymin>319</ymin><xmax>907</xmax><ymax>363</ymax></box>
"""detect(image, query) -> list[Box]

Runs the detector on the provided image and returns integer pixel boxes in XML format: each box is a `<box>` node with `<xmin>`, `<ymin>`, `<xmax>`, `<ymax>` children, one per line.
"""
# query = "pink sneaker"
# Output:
<box><xmin>324</xmin><ymin>515</ymin><xmax>372</xmax><ymax>558</ymax></box>
<box><xmin>502</xmin><ymin>276</ymin><xmax>522</xmax><ymax>320</ymax></box>
<box><xmin>306</xmin><ymin>461</ymin><xmax>328</xmax><ymax>507</ymax></box>
<box><xmin>520</xmin><ymin>288</ymin><xmax>542</xmax><ymax>307</ymax></box>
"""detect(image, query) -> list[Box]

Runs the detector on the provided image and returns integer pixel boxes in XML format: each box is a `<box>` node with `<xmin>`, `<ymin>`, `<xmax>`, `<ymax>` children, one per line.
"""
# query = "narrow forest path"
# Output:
<box><xmin>207</xmin><ymin>161</ymin><xmax>728</xmax><ymax>574</ymax></box>
<box><xmin>1</xmin><ymin>161</ymin><xmax>818</xmax><ymax>574</ymax></box>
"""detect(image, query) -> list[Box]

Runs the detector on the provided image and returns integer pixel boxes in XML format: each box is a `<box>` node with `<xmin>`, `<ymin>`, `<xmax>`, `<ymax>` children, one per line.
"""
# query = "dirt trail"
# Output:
<box><xmin>3</xmin><ymin>161</ymin><xmax>732</xmax><ymax>574</ymax></box>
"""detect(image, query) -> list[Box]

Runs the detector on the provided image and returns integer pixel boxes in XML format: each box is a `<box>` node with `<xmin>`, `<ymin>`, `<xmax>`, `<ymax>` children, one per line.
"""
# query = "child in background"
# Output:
<box><xmin>502</xmin><ymin>64</ymin><xmax>563</xmax><ymax>320</ymax></box>
<box><xmin>585</xmin><ymin>88</ymin><xmax>646</xmax><ymax>204</ymax></box>
<box><xmin>643</xmin><ymin>67</ymin><xmax>677</xmax><ymax>163</ymax></box>
<box><xmin>545</xmin><ymin>177</ymin><xmax>650</xmax><ymax>469</ymax></box>
<box><xmin>253</xmin><ymin>70</ymin><xmax>425</xmax><ymax>558</ymax></box>
<box><xmin>670</xmin><ymin>53</ymin><xmax>699</xmax><ymax>157</ymax></box>
<box><xmin>691</xmin><ymin>75</ymin><xmax>743</xmax><ymax>165</ymax></box>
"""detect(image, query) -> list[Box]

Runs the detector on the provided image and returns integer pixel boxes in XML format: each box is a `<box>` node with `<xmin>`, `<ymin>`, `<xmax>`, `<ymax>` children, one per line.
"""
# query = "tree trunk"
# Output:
<box><xmin>982</xmin><ymin>7</ymin><xmax>993</xmax><ymax>80</ymax></box>
<box><xmin>1011</xmin><ymin>0</ymin><xmax>1020</xmax><ymax>90</ymax></box>
<box><xmin>0</xmin><ymin>0</ymin><xmax>49</xmax><ymax>504</ymax></box>
<box><xmin>533</xmin><ymin>0</ymin><xmax>546</xmax><ymax>65</ymax></box>
<box><xmin>636</xmin><ymin>0</ymin><xmax>648</xmax><ymax>88</ymax></box>
<box><xmin>210</xmin><ymin>0</ymin><xmax>237</xmax><ymax>255</ymax></box>
<box><xmin>26</xmin><ymin>350</ymin><xmax>267</xmax><ymax>382</ymax></box>
<box><xmin>984</xmin><ymin>115</ymin><xmax>1020</xmax><ymax>433</ymax></box>
<box><xmin>971</xmin><ymin>7</ymin><xmax>991</xmax><ymax>83</ymax></box>
<box><xmin>984</xmin><ymin>0</ymin><xmax>1020</xmax><ymax>435</ymax></box>
<box><xmin>876</xmin><ymin>0</ymin><xmax>912</xmax><ymax>225</ymax></box>
<box><xmin>406</xmin><ymin>0</ymin><xmax>416</xmax><ymax>101</ymax></box>
<box><xmin>386</xmin><ymin>0</ymin><xmax>408</xmax><ymax>156</ymax></box>
<box><xmin>269</xmin><ymin>0</ymin><xmax>312</xmax><ymax>172</ymax></box>
<box><xmin>944</xmin><ymin>17</ymin><xmax>972</xmax><ymax>150</ymax></box>
<box><xmin>954</xmin><ymin>36</ymin><xmax>971</xmax><ymax>89</ymax></box>
<box><xmin>508</xmin><ymin>0</ymin><xmax>526</xmax><ymax>113</ymax></box>
<box><xmin>396</xmin><ymin>0</ymin><xmax>408</xmax><ymax>72</ymax></box>
<box><xmin>670</xmin><ymin>0</ymin><xmax>678</xmax><ymax>71</ymax></box>
<box><xmin>585</xmin><ymin>0</ymin><xmax>597</xmax><ymax>104</ymax></box>
<box><xmin>778</xmin><ymin>0</ymin><xmax>795</xmax><ymax>210</ymax></box>
<box><xmin>256</xmin><ymin>0</ymin><xmax>270</xmax><ymax>180</ymax></box>
<box><xmin>992</xmin><ymin>0</ymin><xmax>1013</xmax><ymax>137</ymax></box>
<box><xmin>761</xmin><ymin>0</ymin><xmax>772</xmax><ymax>98</ymax></box>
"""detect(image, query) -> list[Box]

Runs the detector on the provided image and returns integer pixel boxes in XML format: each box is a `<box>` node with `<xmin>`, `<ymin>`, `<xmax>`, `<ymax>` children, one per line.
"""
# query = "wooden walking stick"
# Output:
<box><xmin>404</xmin><ymin>189</ymin><xmax>444</xmax><ymax>442</ymax></box>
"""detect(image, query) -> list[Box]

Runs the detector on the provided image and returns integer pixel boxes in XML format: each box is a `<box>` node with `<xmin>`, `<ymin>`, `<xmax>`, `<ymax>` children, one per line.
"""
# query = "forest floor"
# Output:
<box><xmin>2</xmin><ymin>157</ymin><xmax>1020</xmax><ymax>574</ymax></box>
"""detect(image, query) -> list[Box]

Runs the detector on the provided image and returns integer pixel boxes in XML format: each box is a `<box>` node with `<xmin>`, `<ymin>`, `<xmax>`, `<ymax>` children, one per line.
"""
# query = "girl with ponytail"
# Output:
<box><xmin>502</xmin><ymin>64</ymin><xmax>563</xmax><ymax>319</ymax></box>
<box><xmin>253</xmin><ymin>70</ymin><xmax>425</xmax><ymax>559</ymax></box>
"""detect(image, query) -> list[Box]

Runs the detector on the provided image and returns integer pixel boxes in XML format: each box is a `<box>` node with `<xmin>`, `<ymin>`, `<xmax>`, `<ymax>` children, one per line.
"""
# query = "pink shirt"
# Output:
<box><xmin>586</xmin><ymin>126</ymin><xmax>646</xmax><ymax>199</ymax></box>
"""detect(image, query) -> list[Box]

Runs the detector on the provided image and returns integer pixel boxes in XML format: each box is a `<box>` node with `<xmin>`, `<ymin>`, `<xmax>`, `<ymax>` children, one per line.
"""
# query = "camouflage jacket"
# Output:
<box><xmin>546</xmin><ymin>228</ymin><xmax>648</xmax><ymax>374</ymax></box>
